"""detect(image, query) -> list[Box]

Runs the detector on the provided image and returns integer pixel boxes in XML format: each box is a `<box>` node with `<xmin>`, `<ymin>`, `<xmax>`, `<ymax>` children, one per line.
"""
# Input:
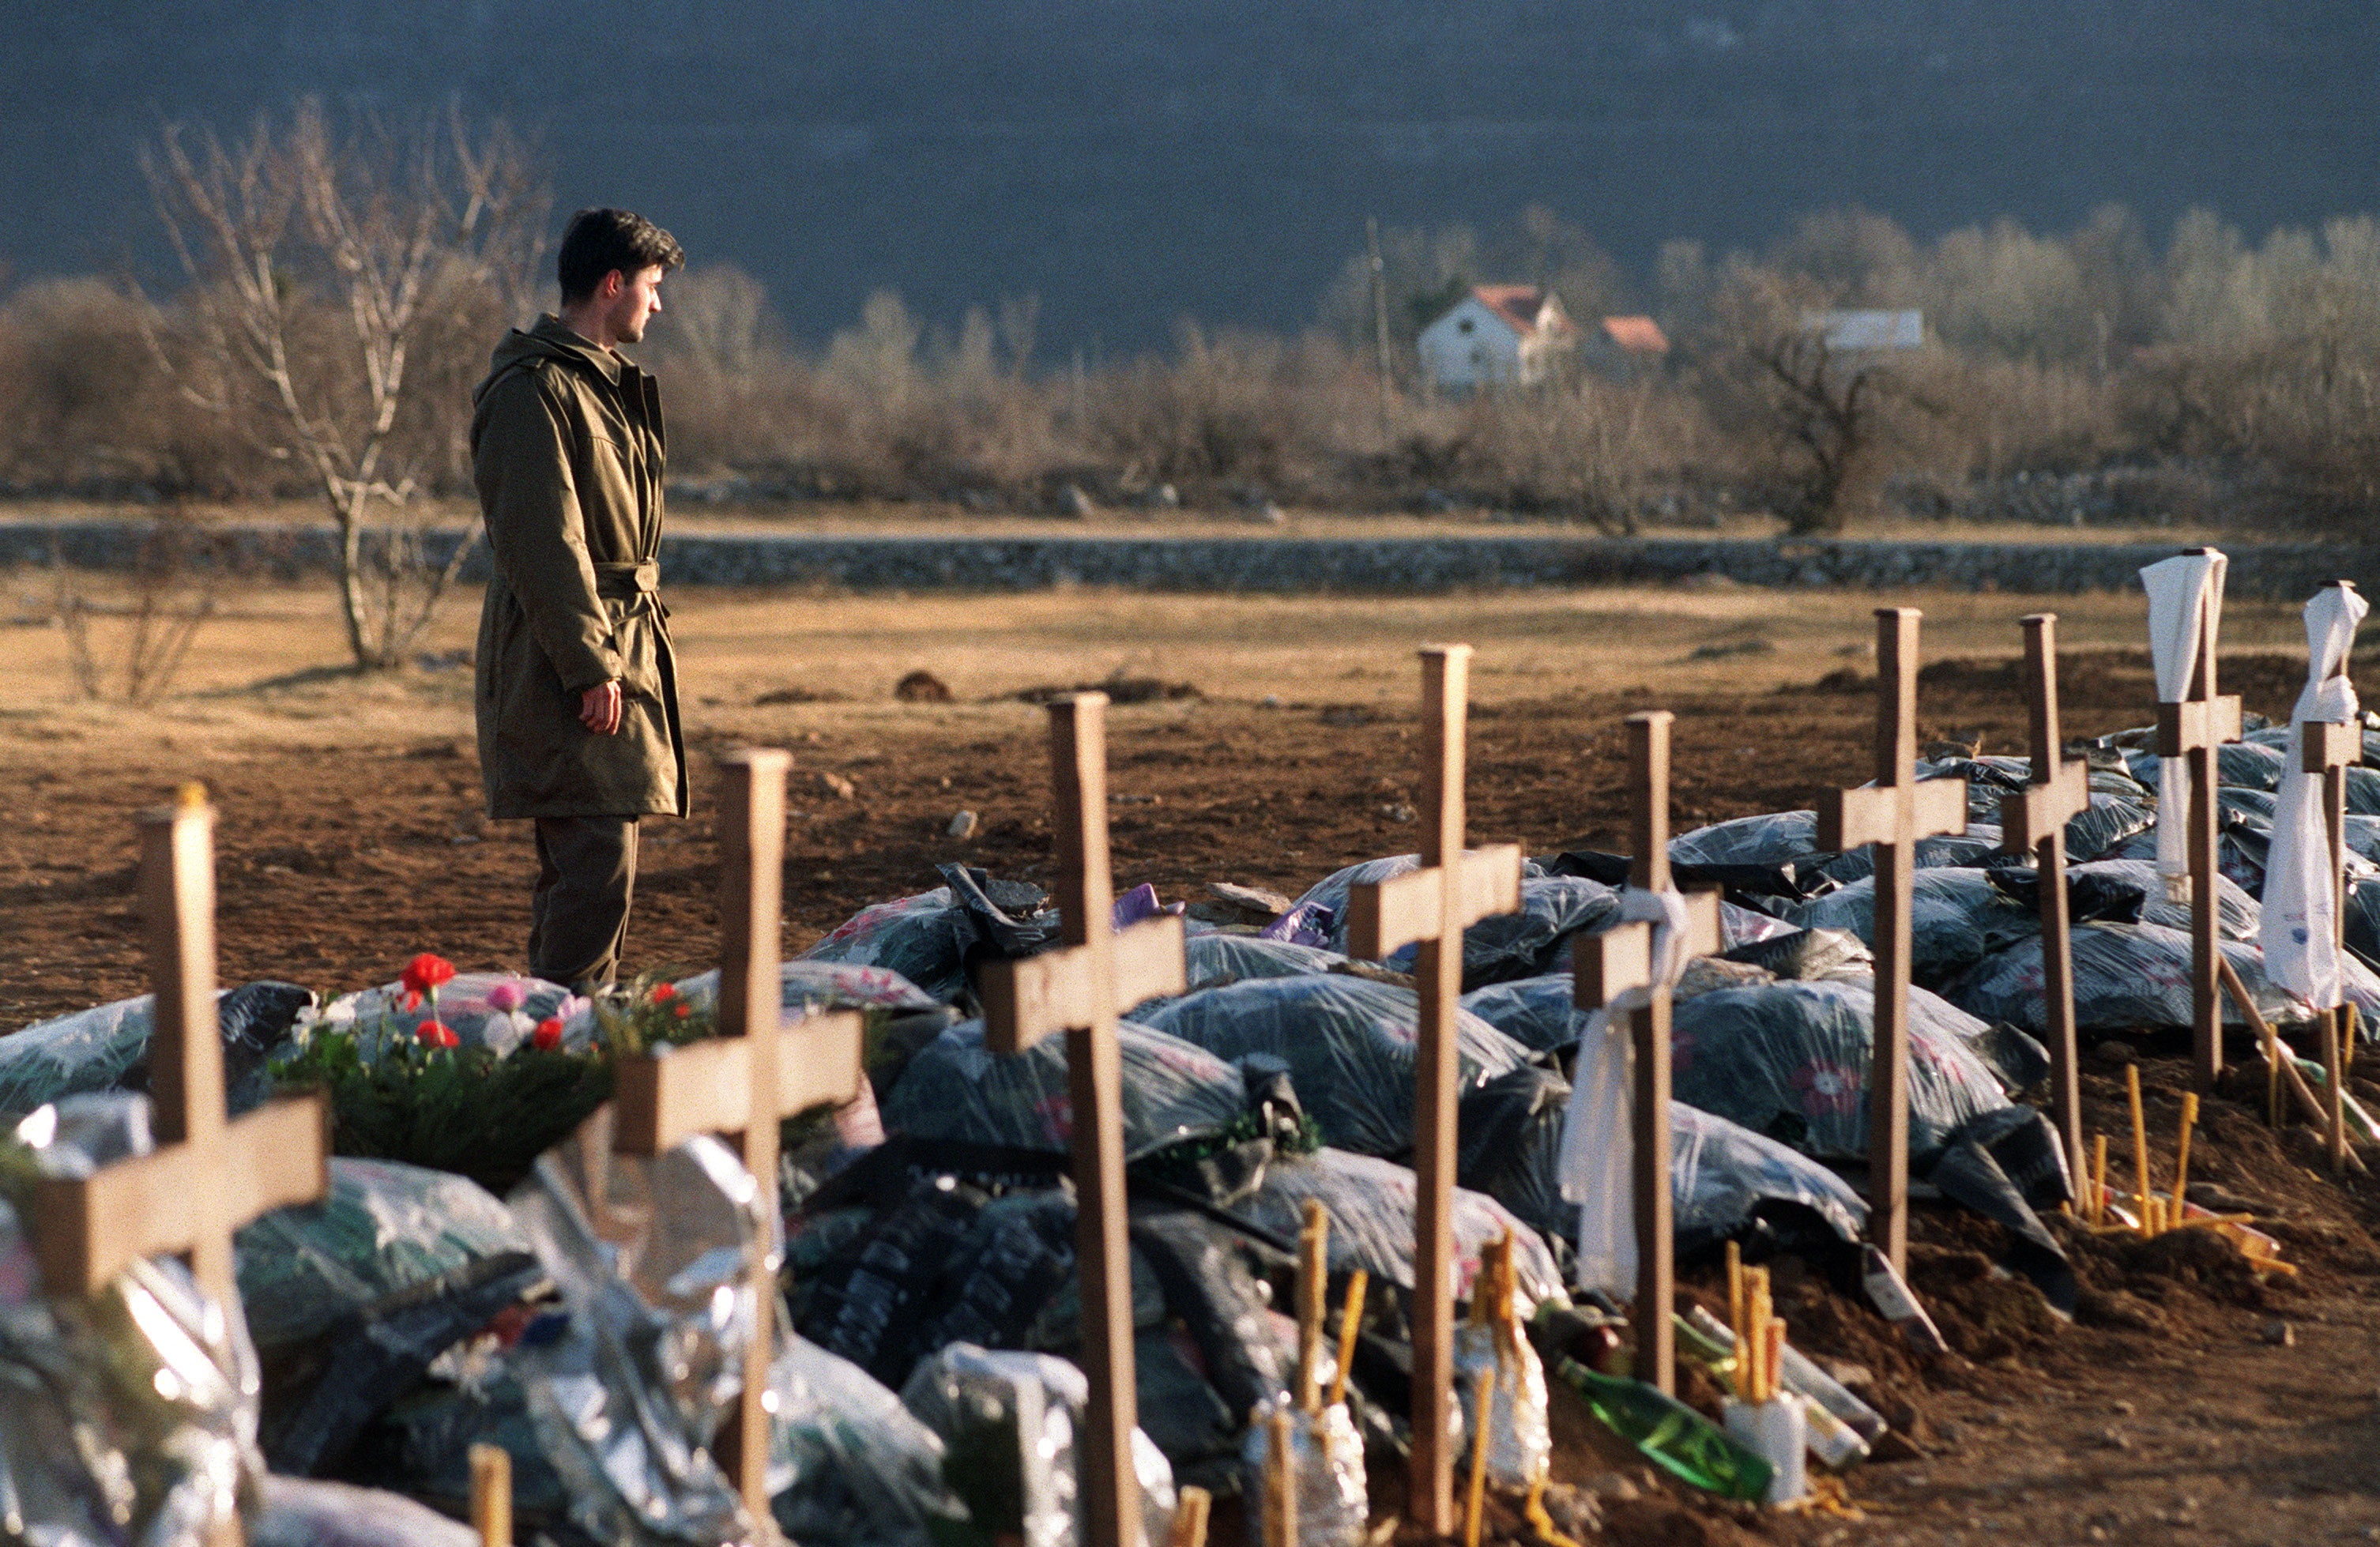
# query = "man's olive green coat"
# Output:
<box><xmin>471</xmin><ymin>316</ymin><xmax>686</xmax><ymax>819</ymax></box>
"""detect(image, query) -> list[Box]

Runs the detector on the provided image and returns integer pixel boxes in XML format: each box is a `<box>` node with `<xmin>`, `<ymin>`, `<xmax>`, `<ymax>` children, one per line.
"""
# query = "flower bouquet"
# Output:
<box><xmin>271</xmin><ymin>955</ymin><xmax>638</xmax><ymax>1195</ymax></box>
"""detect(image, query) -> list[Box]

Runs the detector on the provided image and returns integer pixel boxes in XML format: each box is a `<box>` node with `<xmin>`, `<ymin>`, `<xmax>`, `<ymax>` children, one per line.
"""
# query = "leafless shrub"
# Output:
<box><xmin>48</xmin><ymin>515</ymin><xmax>224</xmax><ymax>705</ymax></box>
<box><xmin>137</xmin><ymin>97</ymin><xmax>547</xmax><ymax>669</ymax></box>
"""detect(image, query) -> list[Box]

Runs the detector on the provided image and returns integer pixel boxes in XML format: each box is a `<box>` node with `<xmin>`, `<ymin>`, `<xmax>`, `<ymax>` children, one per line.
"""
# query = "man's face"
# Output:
<box><xmin>604</xmin><ymin>265</ymin><xmax>666</xmax><ymax>344</ymax></box>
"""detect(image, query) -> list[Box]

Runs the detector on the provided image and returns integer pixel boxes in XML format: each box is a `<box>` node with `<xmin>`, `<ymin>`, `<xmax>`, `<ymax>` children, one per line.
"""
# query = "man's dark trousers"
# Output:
<box><xmin>529</xmin><ymin>816</ymin><xmax>638</xmax><ymax>990</ymax></box>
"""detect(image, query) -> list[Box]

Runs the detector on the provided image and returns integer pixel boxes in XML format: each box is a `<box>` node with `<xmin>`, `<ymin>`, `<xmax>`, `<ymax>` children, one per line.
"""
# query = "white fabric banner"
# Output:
<box><xmin>1558</xmin><ymin>886</ymin><xmax>1693</xmax><ymax>1299</ymax></box>
<box><xmin>2260</xmin><ymin>585</ymin><xmax>2368</xmax><ymax>1008</ymax></box>
<box><xmin>2138</xmin><ymin>551</ymin><xmax>2229</xmax><ymax>902</ymax></box>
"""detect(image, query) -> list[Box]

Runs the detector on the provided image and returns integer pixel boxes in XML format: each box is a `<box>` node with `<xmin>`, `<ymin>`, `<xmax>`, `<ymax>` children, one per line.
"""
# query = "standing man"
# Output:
<box><xmin>472</xmin><ymin>209</ymin><xmax>687</xmax><ymax>991</ymax></box>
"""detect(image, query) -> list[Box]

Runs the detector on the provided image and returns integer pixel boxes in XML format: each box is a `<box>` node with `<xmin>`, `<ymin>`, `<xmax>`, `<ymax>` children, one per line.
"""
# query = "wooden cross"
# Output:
<box><xmin>1814</xmin><ymin>609</ymin><xmax>1968</xmax><ymax>1273</ymax></box>
<box><xmin>1572</xmin><ymin>710</ymin><xmax>1723</xmax><ymax>1397</ymax></box>
<box><xmin>24</xmin><ymin>785</ymin><xmax>330</xmax><ymax>1547</ymax></box>
<box><xmin>2154</xmin><ymin>547</ymin><xmax>2242</xmax><ymax>1090</ymax></box>
<box><xmin>1998</xmin><ymin>615</ymin><xmax>2092</xmax><ymax>1186</ymax></box>
<box><xmin>1343</xmin><ymin>645</ymin><xmax>1523</xmax><ymax>1536</ymax></box>
<box><xmin>609</xmin><ymin>749</ymin><xmax>868</xmax><ymax>1532</ymax></box>
<box><xmin>2300</xmin><ymin>580</ymin><xmax>2363</xmax><ymax>1169</ymax></box>
<box><xmin>978</xmin><ymin>694</ymin><xmax>1188</xmax><ymax>1547</ymax></box>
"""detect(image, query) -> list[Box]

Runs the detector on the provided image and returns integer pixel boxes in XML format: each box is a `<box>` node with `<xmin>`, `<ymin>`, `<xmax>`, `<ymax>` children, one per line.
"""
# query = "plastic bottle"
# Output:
<box><xmin>1545</xmin><ymin>1357</ymin><xmax>1774</xmax><ymax>1503</ymax></box>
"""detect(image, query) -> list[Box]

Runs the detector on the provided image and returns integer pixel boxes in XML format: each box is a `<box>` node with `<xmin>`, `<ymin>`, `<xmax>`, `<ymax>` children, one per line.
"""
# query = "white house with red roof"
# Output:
<box><xmin>1416</xmin><ymin>285</ymin><xmax>1579</xmax><ymax>390</ymax></box>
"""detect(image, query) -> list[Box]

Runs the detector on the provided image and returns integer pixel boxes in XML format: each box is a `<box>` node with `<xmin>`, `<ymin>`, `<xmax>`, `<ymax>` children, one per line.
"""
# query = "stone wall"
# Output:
<box><xmin>6</xmin><ymin>520</ymin><xmax>2373</xmax><ymax>599</ymax></box>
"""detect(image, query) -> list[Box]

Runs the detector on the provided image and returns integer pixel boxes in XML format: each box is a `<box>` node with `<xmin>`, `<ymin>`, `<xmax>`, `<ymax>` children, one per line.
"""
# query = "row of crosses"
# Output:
<box><xmin>29</xmin><ymin>569</ymin><xmax>2360</xmax><ymax>1547</ymax></box>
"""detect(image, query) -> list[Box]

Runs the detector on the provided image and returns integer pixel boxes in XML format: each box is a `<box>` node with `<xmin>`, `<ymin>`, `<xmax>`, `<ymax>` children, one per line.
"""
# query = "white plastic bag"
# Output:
<box><xmin>2261</xmin><ymin>585</ymin><xmax>2369</xmax><ymax>1007</ymax></box>
<box><xmin>2138</xmin><ymin>550</ymin><xmax>2228</xmax><ymax>901</ymax></box>
<box><xmin>1557</xmin><ymin>887</ymin><xmax>1691</xmax><ymax>1298</ymax></box>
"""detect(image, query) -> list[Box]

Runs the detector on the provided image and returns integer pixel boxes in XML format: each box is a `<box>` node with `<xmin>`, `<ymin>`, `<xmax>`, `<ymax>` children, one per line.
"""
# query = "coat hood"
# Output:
<box><xmin>478</xmin><ymin>314</ymin><xmax>623</xmax><ymax>403</ymax></box>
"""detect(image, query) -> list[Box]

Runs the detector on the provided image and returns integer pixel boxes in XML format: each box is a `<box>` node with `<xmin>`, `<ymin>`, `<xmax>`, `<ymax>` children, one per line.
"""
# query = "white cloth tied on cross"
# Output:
<box><xmin>2260</xmin><ymin>585</ymin><xmax>2369</xmax><ymax>1009</ymax></box>
<box><xmin>1557</xmin><ymin>884</ymin><xmax>1694</xmax><ymax>1298</ymax></box>
<box><xmin>2139</xmin><ymin>550</ymin><xmax>2229</xmax><ymax>903</ymax></box>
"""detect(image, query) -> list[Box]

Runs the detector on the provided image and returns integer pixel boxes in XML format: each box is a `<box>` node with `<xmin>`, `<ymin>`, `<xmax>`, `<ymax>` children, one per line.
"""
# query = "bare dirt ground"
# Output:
<box><xmin>6</xmin><ymin>573</ymin><xmax>2380</xmax><ymax>1544</ymax></box>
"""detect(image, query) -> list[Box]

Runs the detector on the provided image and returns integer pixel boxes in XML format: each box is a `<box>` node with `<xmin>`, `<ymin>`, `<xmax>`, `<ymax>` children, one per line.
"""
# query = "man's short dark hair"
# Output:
<box><xmin>556</xmin><ymin>209</ymin><xmax>686</xmax><ymax>303</ymax></box>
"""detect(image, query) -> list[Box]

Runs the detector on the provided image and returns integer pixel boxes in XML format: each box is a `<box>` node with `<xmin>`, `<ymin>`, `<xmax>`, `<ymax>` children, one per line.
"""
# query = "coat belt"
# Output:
<box><xmin>593</xmin><ymin>560</ymin><xmax>659</xmax><ymax>598</ymax></box>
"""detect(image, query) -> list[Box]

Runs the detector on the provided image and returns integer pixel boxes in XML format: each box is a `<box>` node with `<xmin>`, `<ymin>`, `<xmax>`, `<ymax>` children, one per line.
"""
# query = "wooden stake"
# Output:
<box><xmin>1297</xmin><ymin>1199</ymin><xmax>1328</xmax><ymax>1411</ymax></box>
<box><xmin>21</xmin><ymin>786</ymin><xmax>332</xmax><ymax>1547</ymax></box>
<box><xmin>1725</xmin><ymin>1240</ymin><xmax>1745</xmax><ymax>1397</ymax></box>
<box><xmin>608</xmin><ymin>751</ymin><xmax>866</xmax><ymax>1535</ymax></box>
<box><xmin>1344</xmin><ymin>646</ymin><xmax>1523</xmax><ymax>1535</ymax></box>
<box><xmin>1816</xmin><ymin>610</ymin><xmax>1968</xmax><ymax>1272</ymax></box>
<box><xmin>1168</xmin><ymin>1487</ymin><xmax>1212</xmax><ymax>1547</ymax></box>
<box><xmin>1328</xmin><ymin>1270</ymin><xmax>1369</xmax><ymax>1410</ymax></box>
<box><xmin>979</xmin><ymin>697</ymin><xmax>1190</xmax><ymax>1547</ymax></box>
<box><xmin>2173</xmin><ymin>1093</ymin><xmax>2199</xmax><ymax>1221</ymax></box>
<box><xmin>1463</xmin><ymin>1367</ymin><xmax>1495</xmax><ymax>1547</ymax></box>
<box><xmin>470</xmin><ymin>1443</ymin><xmax>513</xmax><ymax>1547</ymax></box>
<box><xmin>1267</xmin><ymin>1410</ymin><xmax>1298</xmax><ymax>1547</ymax></box>
<box><xmin>2216</xmin><ymin>952</ymin><xmax>2368</xmax><ymax>1172</ymax></box>
<box><xmin>2090</xmin><ymin>1135</ymin><xmax>2109</xmax><ymax>1225</ymax></box>
<box><xmin>2126</xmin><ymin>1063</ymin><xmax>2152</xmax><ymax>1237</ymax></box>
<box><xmin>2002</xmin><ymin>615</ymin><xmax>2092</xmax><ymax>1180</ymax></box>
<box><xmin>1572</xmin><ymin>710</ymin><xmax>1723</xmax><ymax>1396</ymax></box>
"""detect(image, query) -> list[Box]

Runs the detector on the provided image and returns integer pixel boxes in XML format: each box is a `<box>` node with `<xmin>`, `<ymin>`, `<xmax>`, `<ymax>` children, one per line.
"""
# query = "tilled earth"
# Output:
<box><xmin>9</xmin><ymin>646</ymin><xmax>2380</xmax><ymax>1544</ymax></box>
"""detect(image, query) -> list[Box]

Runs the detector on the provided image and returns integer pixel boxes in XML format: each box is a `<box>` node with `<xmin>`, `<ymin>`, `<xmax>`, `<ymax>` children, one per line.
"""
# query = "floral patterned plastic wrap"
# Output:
<box><xmin>1134</xmin><ymin>977</ymin><xmax>1527</xmax><ymax>1157</ymax></box>
<box><xmin>897</xmin><ymin>1342</ymin><xmax>1175</xmax><ymax>1547</ymax></box>
<box><xmin>1237</xmin><ymin>1395</ymin><xmax>1367</xmax><ymax>1547</ymax></box>
<box><xmin>503</xmin><ymin>1106</ymin><xmax>770</xmax><ymax>1546</ymax></box>
<box><xmin>0</xmin><ymin>1093</ymin><xmax>261</xmax><ymax>1547</ymax></box>
<box><xmin>1668</xmin><ymin>979</ymin><xmax>2012</xmax><ymax>1165</ymax></box>
<box><xmin>668</xmin><ymin>959</ymin><xmax>945</xmax><ymax>1022</ymax></box>
<box><xmin>877</xmin><ymin>1020</ymin><xmax>1248</xmax><ymax>1161</ymax></box>
<box><xmin>1180</xmin><ymin>934</ymin><xmax>1347</xmax><ymax>991</ymax></box>
<box><xmin>766</xmin><ymin>1334</ymin><xmax>972</xmax><ymax>1547</ymax></box>
<box><xmin>801</xmin><ymin>888</ymin><xmax>977</xmax><ymax>1003</ymax></box>
<box><xmin>1228</xmin><ymin>1149</ymin><xmax>1564</xmax><ymax>1312</ymax></box>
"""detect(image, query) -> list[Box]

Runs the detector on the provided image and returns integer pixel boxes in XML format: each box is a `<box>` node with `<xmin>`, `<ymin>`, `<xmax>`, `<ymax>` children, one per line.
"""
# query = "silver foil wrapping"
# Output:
<box><xmin>504</xmin><ymin>1105</ymin><xmax>770</xmax><ymax>1546</ymax></box>
<box><xmin>1235</xmin><ymin>1395</ymin><xmax>1368</xmax><ymax>1547</ymax></box>
<box><xmin>0</xmin><ymin>1093</ymin><xmax>261</xmax><ymax>1547</ymax></box>
<box><xmin>1451</xmin><ymin>1320</ymin><xmax>1552</xmax><ymax>1491</ymax></box>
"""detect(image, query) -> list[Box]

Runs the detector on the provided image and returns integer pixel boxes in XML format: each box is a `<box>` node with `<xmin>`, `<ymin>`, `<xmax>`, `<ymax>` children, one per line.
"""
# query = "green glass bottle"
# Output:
<box><xmin>1547</xmin><ymin>1355</ymin><xmax>1775</xmax><ymax>1503</ymax></box>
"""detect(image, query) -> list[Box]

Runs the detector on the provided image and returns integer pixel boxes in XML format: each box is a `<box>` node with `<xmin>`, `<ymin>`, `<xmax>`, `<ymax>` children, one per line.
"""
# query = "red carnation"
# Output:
<box><xmin>416</xmin><ymin>1020</ymin><xmax>460</xmax><ymax>1049</ymax></box>
<box><xmin>401</xmin><ymin>954</ymin><xmax>458</xmax><ymax>996</ymax></box>
<box><xmin>532</xmin><ymin>1018</ymin><xmax>564</xmax><ymax>1051</ymax></box>
<box><xmin>649</xmin><ymin>982</ymin><xmax>677</xmax><ymax>1003</ymax></box>
<box><xmin>673</xmin><ymin>1002</ymin><xmax>691</xmax><ymax>1018</ymax></box>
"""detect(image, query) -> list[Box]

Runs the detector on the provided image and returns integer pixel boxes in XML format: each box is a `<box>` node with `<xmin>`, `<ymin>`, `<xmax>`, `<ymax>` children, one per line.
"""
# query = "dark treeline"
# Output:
<box><xmin>3</xmin><ymin>122</ymin><xmax>2375</xmax><ymax>533</ymax></box>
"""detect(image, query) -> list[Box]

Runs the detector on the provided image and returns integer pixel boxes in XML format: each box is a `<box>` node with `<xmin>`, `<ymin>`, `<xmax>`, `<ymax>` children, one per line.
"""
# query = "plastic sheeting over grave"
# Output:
<box><xmin>1791</xmin><ymin>870</ymin><xmax>2039</xmax><ymax>987</ymax></box>
<box><xmin>1288</xmin><ymin>859</ymin><xmax>1625</xmax><ymax>988</ymax></box>
<box><xmin>878</xmin><ymin>1020</ymin><xmax>1248</xmax><ymax>1161</ymax></box>
<box><xmin>900</xmin><ymin>1343</ymin><xmax>1177</xmax><ymax>1547</ymax></box>
<box><xmin>251</xmin><ymin>1475</ymin><xmax>480</xmax><ymax>1547</ymax></box>
<box><xmin>1134</xmin><ymin>976</ymin><xmax>1527</xmax><ymax>1157</ymax></box>
<box><xmin>1226</xmin><ymin>1147</ymin><xmax>1565</xmax><ymax>1312</ymax></box>
<box><xmin>668</xmin><ymin>958</ymin><xmax>945</xmax><ymax>1020</ymax></box>
<box><xmin>766</xmin><ymin>1335</ymin><xmax>973</xmax><ymax>1547</ymax></box>
<box><xmin>1946</xmin><ymin>920</ymin><xmax>2380</xmax><ymax>1033</ymax></box>
<box><xmin>0</xmin><ymin>1093</ymin><xmax>259</xmax><ymax>1547</ymax></box>
<box><xmin>234</xmin><ymin>1157</ymin><xmax>527</xmax><ymax>1350</ymax></box>
<box><xmin>803</xmin><ymin>887</ymin><xmax>979</xmax><ymax>1002</ymax></box>
<box><xmin>1181</xmin><ymin>933</ymin><xmax>1347</xmax><ymax>990</ymax></box>
<box><xmin>1669</xmin><ymin>980</ymin><xmax>2014</xmax><ymax>1164</ymax></box>
<box><xmin>0</xmin><ymin>980</ymin><xmax>314</xmax><ymax>1117</ymax></box>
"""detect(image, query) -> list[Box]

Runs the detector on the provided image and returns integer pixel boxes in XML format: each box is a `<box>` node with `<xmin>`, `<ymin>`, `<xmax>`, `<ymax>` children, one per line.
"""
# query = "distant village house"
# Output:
<box><xmin>1417</xmin><ymin>285</ymin><xmax>1577</xmax><ymax>390</ymax></box>
<box><xmin>1582</xmin><ymin>314</ymin><xmax>1670</xmax><ymax>379</ymax></box>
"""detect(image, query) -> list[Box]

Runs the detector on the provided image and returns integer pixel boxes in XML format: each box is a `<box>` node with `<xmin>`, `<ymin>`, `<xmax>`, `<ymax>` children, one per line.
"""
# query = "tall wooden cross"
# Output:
<box><xmin>609</xmin><ymin>749</ymin><xmax>868</xmax><ymax>1531</ymax></box>
<box><xmin>1573</xmin><ymin>710</ymin><xmax>1723</xmax><ymax>1397</ymax></box>
<box><xmin>1815</xmin><ymin>610</ymin><xmax>1968</xmax><ymax>1273</ymax></box>
<box><xmin>979</xmin><ymin>694</ymin><xmax>1188</xmax><ymax>1547</ymax></box>
<box><xmin>2155</xmin><ymin>547</ymin><xmax>2242</xmax><ymax>1090</ymax></box>
<box><xmin>2299</xmin><ymin>580</ymin><xmax>2363</xmax><ymax>1169</ymax></box>
<box><xmin>25</xmin><ymin>785</ymin><xmax>330</xmax><ymax>1547</ymax></box>
<box><xmin>1998</xmin><ymin>615</ymin><xmax>2092</xmax><ymax>1184</ymax></box>
<box><xmin>1343</xmin><ymin>645</ymin><xmax>1523</xmax><ymax>1536</ymax></box>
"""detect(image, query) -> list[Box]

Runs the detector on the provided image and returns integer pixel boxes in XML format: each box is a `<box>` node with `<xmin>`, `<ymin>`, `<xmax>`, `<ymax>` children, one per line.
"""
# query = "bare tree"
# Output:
<box><xmin>138</xmin><ymin>98</ymin><xmax>548</xmax><ymax>669</ymax></box>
